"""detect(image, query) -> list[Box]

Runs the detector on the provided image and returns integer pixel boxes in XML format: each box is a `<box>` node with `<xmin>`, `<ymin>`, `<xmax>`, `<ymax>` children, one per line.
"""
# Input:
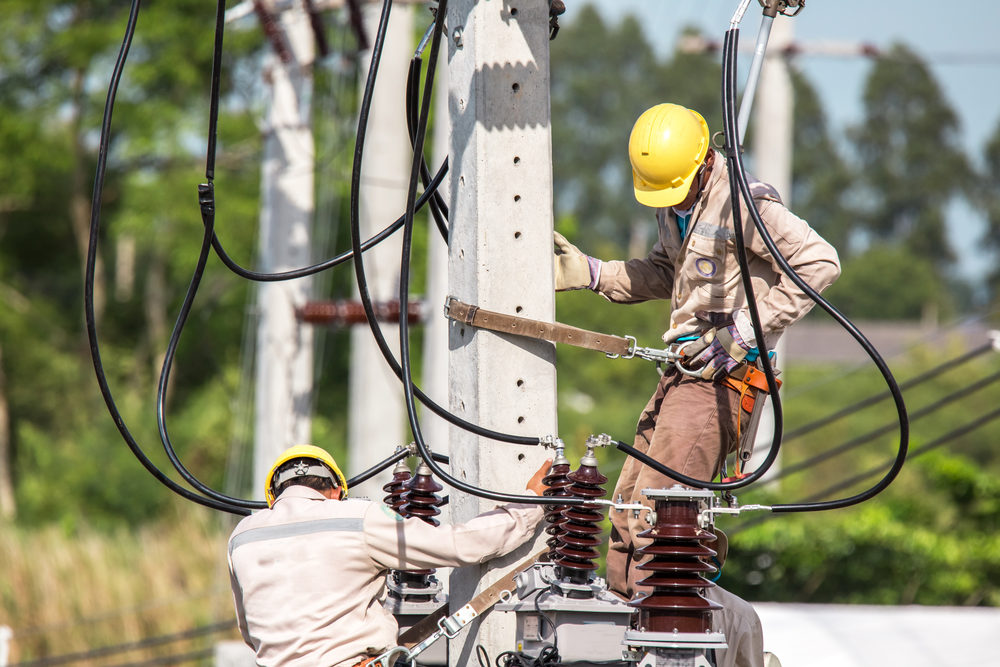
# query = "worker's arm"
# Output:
<box><xmin>594</xmin><ymin>208</ymin><xmax>676</xmax><ymax>303</ymax></box>
<box><xmin>742</xmin><ymin>200</ymin><xmax>840</xmax><ymax>336</ymax></box>
<box><xmin>364</xmin><ymin>462</ymin><xmax>548</xmax><ymax>571</ymax></box>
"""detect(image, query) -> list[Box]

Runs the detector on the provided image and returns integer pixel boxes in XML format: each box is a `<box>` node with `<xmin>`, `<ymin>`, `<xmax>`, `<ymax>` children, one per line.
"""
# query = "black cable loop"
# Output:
<box><xmin>83</xmin><ymin>0</ymin><xmax>249</xmax><ymax>516</ymax></box>
<box><xmin>720</xmin><ymin>27</ymin><xmax>909</xmax><ymax>513</ymax></box>
<box><xmin>206</xmin><ymin>160</ymin><xmax>448</xmax><ymax>283</ymax></box>
<box><xmin>395</xmin><ymin>0</ymin><xmax>588</xmax><ymax>506</ymax></box>
<box><xmin>346</xmin><ymin>0</ymin><xmax>540</xmax><ymax>448</ymax></box>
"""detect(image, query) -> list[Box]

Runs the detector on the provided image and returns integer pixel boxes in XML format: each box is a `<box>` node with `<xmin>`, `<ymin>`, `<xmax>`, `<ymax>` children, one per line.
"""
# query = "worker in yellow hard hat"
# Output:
<box><xmin>553</xmin><ymin>102</ymin><xmax>841</xmax><ymax>600</ymax></box>
<box><xmin>227</xmin><ymin>444</ymin><xmax>551</xmax><ymax>667</ymax></box>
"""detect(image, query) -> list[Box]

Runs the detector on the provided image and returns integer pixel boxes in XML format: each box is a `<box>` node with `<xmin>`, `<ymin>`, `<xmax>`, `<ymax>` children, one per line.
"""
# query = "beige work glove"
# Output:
<box><xmin>553</xmin><ymin>231</ymin><xmax>598</xmax><ymax>291</ymax></box>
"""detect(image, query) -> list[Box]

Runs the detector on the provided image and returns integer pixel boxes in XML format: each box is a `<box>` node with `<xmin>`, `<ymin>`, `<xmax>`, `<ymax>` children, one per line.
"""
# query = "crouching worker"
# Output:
<box><xmin>227</xmin><ymin>444</ymin><xmax>550</xmax><ymax>667</ymax></box>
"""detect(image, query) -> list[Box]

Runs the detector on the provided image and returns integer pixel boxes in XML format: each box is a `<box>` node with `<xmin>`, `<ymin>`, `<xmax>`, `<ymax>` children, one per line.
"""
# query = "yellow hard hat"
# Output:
<box><xmin>264</xmin><ymin>444</ymin><xmax>348</xmax><ymax>507</ymax></box>
<box><xmin>628</xmin><ymin>103</ymin><xmax>710</xmax><ymax>208</ymax></box>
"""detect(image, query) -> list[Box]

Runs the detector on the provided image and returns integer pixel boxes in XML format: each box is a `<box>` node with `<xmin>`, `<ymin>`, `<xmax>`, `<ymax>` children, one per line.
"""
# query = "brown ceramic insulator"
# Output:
<box><xmin>542</xmin><ymin>462</ymin><xmax>573</xmax><ymax>559</ymax></box>
<box><xmin>400</xmin><ymin>465</ymin><xmax>444</xmax><ymax>526</ymax></box>
<box><xmin>396</xmin><ymin>464</ymin><xmax>444</xmax><ymax>579</ymax></box>
<box><xmin>382</xmin><ymin>467</ymin><xmax>412</xmax><ymax>514</ymax></box>
<box><xmin>553</xmin><ymin>460</ymin><xmax>608</xmax><ymax>584</ymax></box>
<box><xmin>629</xmin><ymin>498</ymin><xmax>722</xmax><ymax>634</ymax></box>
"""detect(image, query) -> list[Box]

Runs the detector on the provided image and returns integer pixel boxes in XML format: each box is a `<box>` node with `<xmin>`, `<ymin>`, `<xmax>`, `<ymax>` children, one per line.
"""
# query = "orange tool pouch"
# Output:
<box><xmin>723</xmin><ymin>364</ymin><xmax>782</xmax><ymax>474</ymax></box>
<box><xmin>723</xmin><ymin>364</ymin><xmax>780</xmax><ymax>413</ymax></box>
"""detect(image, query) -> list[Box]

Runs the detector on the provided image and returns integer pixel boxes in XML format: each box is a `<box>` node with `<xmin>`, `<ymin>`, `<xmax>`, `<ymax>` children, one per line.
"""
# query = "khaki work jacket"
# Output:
<box><xmin>596</xmin><ymin>151</ymin><xmax>841</xmax><ymax>347</ymax></box>
<box><xmin>228</xmin><ymin>486</ymin><xmax>543</xmax><ymax>667</ymax></box>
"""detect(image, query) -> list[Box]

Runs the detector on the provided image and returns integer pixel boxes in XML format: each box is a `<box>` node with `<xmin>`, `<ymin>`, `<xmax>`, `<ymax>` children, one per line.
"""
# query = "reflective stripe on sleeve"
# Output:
<box><xmin>228</xmin><ymin>518</ymin><xmax>364</xmax><ymax>555</ymax></box>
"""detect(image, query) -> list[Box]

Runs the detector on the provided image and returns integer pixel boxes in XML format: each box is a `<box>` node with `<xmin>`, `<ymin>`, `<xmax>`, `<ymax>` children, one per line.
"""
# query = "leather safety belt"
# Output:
<box><xmin>444</xmin><ymin>296</ymin><xmax>632</xmax><ymax>358</ymax></box>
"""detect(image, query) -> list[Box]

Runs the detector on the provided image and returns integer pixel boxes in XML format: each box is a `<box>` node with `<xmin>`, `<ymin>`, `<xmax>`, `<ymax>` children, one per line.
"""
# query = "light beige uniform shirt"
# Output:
<box><xmin>228</xmin><ymin>486</ymin><xmax>543</xmax><ymax>667</ymax></box>
<box><xmin>597</xmin><ymin>151</ymin><xmax>841</xmax><ymax>347</ymax></box>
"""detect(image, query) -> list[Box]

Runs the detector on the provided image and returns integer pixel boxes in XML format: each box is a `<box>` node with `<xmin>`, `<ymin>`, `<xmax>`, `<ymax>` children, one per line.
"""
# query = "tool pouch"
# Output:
<box><xmin>724</xmin><ymin>364</ymin><xmax>781</xmax><ymax>464</ymax></box>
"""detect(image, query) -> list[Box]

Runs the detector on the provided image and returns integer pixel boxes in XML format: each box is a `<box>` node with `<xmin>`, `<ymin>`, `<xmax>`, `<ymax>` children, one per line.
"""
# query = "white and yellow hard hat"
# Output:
<box><xmin>264</xmin><ymin>444</ymin><xmax>348</xmax><ymax>506</ymax></box>
<box><xmin>628</xmin><ymin>103</ymin><xmax>710</xmax><ymax>208</ymax></box>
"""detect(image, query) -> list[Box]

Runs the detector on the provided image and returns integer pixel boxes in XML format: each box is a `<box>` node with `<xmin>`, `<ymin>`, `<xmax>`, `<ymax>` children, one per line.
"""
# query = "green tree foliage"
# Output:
<box><xmin>788</xmin><ymin>68</ymin><xmax>856</xmax><ymax>252</ymax></box>
<box><xmin>550</xmin><ymin>11</ymin><xmax>720</xmax><ymax>248</ymax></box>
<box><xmin>978</xmin><ymin>120</ymin><xmax>1000</xmax><ymax>305</ymax></box>
<box><xmin>722</xmin><ymin>345</ymin><xmax>1000</xmax><ymax>605</ymax></box>
<box><xmin>849</xmin><ymin>43</ymin><xmax>973</xmax><ymax>268</ymax></box>
<box><xmin>820</xmin><ymin>243</ymin><xmax>954</xmax><ymax>320</ymax></box>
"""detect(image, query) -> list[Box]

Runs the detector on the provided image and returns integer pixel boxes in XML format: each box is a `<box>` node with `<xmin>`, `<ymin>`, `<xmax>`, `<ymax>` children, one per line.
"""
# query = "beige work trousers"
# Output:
<box><xmin>607</xmin><ymin>368</ymin><xmax>744</xmax><ymax>598</ymax></box>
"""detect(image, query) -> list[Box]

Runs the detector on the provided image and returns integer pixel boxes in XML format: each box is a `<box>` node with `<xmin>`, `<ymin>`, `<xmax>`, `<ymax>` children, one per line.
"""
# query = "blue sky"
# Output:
<box><xmin>562</xmin><ymin>1</ymin><xmax>1000</xmax><ymax>284</ymax></box>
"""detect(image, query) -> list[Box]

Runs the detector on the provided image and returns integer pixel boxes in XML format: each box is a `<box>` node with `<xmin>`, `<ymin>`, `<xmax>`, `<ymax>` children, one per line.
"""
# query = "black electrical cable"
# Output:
<box><xmin>206</xmin><ymin>160</ymin><xmax>448</xmax><ymax>283</ymax></box>
<box><xmin>394</xmin><ymin>0</ymin><xmax>588</xmax><ymax>507</ymax></box>
<box><xmin>720</xmin><ymin>27</ymin><xmax>909</xmax><ymax>513</ymax></box>
<box><xmin>150</xmin><ymin>0</ymin><xmax>266</xmax><ymax>511</ymax></box>
<box><xmin>344</xmin><ymin>447</ymin><xmax>450</xmax><ymax>489</ymax></box>
<box><xmin>783</xmin><ymin>341</ymin><xmax>993</xmax><ymax>443</ymax></box>
<box><xmin>405</xmin><ymin>40</ymin><xmax>450</xmax><ymax>241</ymax></box>
<box><xmin>346</xmin><ymin>0</ymin><xmax>540</xmax><ymax>449</ymax></box>
<box><xmin>83</xmin><ymin>0</ymin><xmax>249</xmax><ymax>517</ymax></box>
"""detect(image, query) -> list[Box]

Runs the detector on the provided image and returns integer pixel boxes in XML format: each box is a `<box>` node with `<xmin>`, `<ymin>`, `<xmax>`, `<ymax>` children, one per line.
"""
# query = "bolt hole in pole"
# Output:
<box><xmin>513</xmin><ymin>156</ymin><xmax>520</xmax><ymax>165</ymax></box>
<box><xmin>513</xmin><ymin>194</ymin><xmax>521</xmax><ymax>202</ymax></box>
<box><xmin>512</xmin><ymin>82</ymin><xmax>520</xmax><ymax>92</ymax></box>
<box><xmin>514</xmin><ymin>231</ymin><xmax>522</xmax><ymax>239</ymax></box>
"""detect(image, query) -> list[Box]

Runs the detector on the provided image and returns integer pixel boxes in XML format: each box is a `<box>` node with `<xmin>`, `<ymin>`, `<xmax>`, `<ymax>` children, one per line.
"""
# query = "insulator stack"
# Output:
<box><xmin>542</xmin><ymin>448</ymin><xmax>574</xmax><ymax>561</ymax></box>
<box><xmin>400</xmin><ymin>461</ymin><xmax>444</xmax><ymax>526</ymax></box>
<box><xmin>553</xmin><ymin>448</ymin><xmax>607</xmax><ymax>586</ymax></box>
<box><xmin>628</xmin><ymin>495</ymin><xmax>723</xmax><ymax>634</ymax></box>
<box><xmin>382</xmin><ymin>460</ymin><xmax>412</xmax><ymax>514</ymax></box>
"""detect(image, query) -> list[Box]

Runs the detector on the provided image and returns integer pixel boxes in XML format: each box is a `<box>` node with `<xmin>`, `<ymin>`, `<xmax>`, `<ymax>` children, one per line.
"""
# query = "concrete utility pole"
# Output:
<box><xmin>347</xmin><ymin>1</ymin><xmax>414</xmax><ymax>500</ymax></box>
<box><xmin>748</xmin><ymin>15</ymin><xmax>794</xmax><ymax>480</ymax></box>
<box><xmin>446</xmin><ymin>1</ymin><xmax>556</xmax><ymax>663</ymax></box>
<box><xmin>252</xmin><ymin>1</ymin><xmax>317</xmax><ymax>495</ymax></box>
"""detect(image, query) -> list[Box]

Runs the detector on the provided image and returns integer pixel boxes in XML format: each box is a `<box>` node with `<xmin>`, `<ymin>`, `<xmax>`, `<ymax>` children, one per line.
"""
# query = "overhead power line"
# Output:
<box><xmin>8</xmin><ymin>621</ymin><xmax>235</xmax><ymax>667</ymax></box>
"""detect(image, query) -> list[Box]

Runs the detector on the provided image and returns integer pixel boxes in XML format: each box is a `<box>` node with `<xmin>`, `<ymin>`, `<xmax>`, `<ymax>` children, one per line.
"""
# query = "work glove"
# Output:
<box><xmin>553</xmin><ymin>231</ymin><xmax>599</xmax><ymax>291</ymax></box>
<box><xmin>689</xmin><ymin>323</ymin><xmax>753</xmax><ymax>380</ymax></box>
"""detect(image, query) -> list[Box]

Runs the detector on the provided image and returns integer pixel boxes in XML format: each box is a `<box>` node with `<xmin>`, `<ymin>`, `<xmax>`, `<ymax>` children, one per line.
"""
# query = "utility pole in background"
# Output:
<box><xmin>347</xmin><ymin>1</ymin><xmax>414</xmax><ymax>500</ymax></box>
<box><xmin>446</xmin><ymin>1</ymin><xmax>556</xmax><ymax>662</ymax></box>
<box><xmin>252</xmin><ymin>0</ymin><xmax>317</xmax><ymax>495</ymax></box>
<box><xmin>748</xmin><ymin>15</ymin><xmax>794</xmax><ymax>481</ymax></box>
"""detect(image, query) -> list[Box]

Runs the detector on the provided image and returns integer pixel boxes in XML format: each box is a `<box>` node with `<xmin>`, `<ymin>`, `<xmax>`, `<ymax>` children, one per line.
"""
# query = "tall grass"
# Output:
<box><xmin>0</xmin><ymin>505</ymin><xmax>243</xmax><ymax>664</ymax></box>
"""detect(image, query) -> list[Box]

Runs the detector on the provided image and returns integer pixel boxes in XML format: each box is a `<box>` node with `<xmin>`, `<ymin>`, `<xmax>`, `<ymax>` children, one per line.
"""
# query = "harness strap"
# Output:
<box><xmin>397</xmin><ymin>547</ymin><xmax>548</xmax><ymax>650</ymax></box>
<box><xmin>445</xmin><ymin>296</ymin><xmax>632</xmax><ymax>358</ymax></box>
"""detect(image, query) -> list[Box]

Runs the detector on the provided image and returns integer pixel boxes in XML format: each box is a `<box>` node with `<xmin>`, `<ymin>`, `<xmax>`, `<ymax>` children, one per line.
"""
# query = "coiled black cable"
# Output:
<box><xmin>720</xmin><ymin>27</ymin><xmax>909</xmax><ymax>513</ymax></box>
<box><xmin>84</xmin><ymin>0</ymin><xmax>249</xmax><ymax>516</ymax></box>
